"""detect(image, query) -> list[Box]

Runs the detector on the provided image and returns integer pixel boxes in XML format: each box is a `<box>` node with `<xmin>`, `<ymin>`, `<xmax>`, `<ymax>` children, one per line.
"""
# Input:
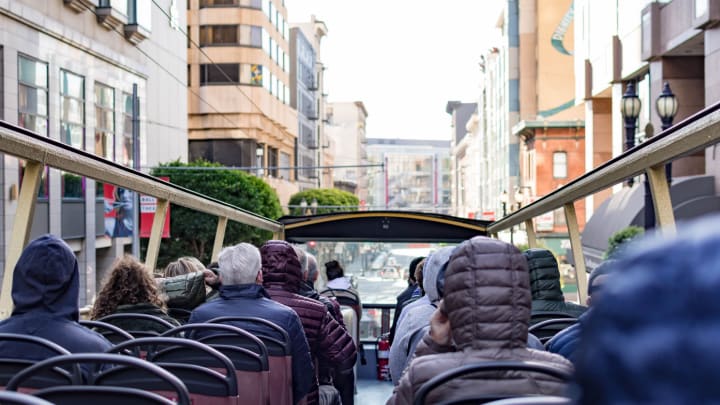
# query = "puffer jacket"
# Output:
<box><xmin>524</xmin><ymin>248</ymin><xmax>587</xmax><ymax>319</ymax></box>
<box><xmin>388</xmin><ymin>236</ymin><xmax>573</xmax><ymax>405</ymax></box>
<box><xmin>298</xmin><ymin>280</ymin><xmax>346</xmax><ymax>329</ymax></box>
<box><xmin>261</xmin><ymin>240</ymin><xmax>357</xmax><ymax>405</ymax></box>
<box><xmin>389</xmin><ymin>246</ymin><xmax>454</xmax><ymax>384</ymax></box>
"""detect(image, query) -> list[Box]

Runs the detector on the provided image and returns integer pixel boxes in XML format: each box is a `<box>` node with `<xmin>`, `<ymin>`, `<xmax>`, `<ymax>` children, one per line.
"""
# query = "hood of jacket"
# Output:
<box><xmin>11</xmin><ymin>234</ymin><xmax>79</xmax><ymax>320</ymax></box>
<box><xmin>524</xmin><ymin>248</ymin><xmax>564</xmax><ymax>302</ymax></box>
<box><xmin>444</xmin><ymin>236</ymin><xmax>531</xmax><ymax>350</ymax></box>
<box><xmin>260</xmin><ymin>240</ymin><xmax>302</xmax><ymax>293</ymax></box>
<box><xmin>422</xmin><ymin>246</ymin><xmax>455</xmax><ymax>303</ymax></box>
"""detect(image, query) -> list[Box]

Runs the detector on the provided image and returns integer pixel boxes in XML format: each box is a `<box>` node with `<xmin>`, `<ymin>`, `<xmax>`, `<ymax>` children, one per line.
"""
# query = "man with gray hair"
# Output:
<box><xmin>189</xmin><ymin>242</ymin><xmax>314</xmax><ymax>404</ymax></box>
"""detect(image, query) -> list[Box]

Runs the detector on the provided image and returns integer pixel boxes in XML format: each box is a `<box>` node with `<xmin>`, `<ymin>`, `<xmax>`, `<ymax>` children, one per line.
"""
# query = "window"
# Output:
<box><xmin>0</xmin><ymin>46</ymin><xmax>3</xmax><ymax>120</ymax></box>
<box><xmin>279</xmin><ymin>152</ymin><xmax>290</xmax><ymax>180</ymax></box>
<box><xmin>95</xmin><ymin>83</ymin><xmax>114</xmax><ymax>160</ymax></box>
<box><xmin>553</xmin><ymin>151</ymin><xmax>567</xmax><ymax>178</ymax></box>
<box><xmin>60</xmin><ymin>70</ymin><xmax>85</xmax><ymax>150</ymax></box>
<box><xmin>199</xmin><ymin>25</ymin><xmax>262</xmax><ymax>47</ymax></box>
<box><xmin>267</xmin><ymin>147</ymin><xmax>278</xmax><ymax>177</ymax></box>
<box><xmin>121</xmin><ymin>93</ymin><xmax>135</xmax><ymax>167</ymax></box>
<box><xmin>18</xmin><ymin>55</ymin><xmax>49</xmax><ymax>136</ymax></box>
<box><xmin>200</xmin><ymin>64</ymin><xmax>240</xmax><ymax>84</ymax></box>
<box><xmin>199</xmin><ymin>0</ymin><xmax>261</xmax><ymax>8</ymax></box>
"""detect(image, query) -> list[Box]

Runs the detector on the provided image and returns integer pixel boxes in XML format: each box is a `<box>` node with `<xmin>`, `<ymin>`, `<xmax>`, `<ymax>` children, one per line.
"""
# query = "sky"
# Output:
<box><xmin>286</xmin><ymin>1</ymin><xmax>504</xmax><ymax>141</ymax></box>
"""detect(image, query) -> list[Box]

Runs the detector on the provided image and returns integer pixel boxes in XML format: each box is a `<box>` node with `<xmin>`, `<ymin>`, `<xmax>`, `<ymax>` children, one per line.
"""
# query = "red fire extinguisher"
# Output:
<box><xmin>377</xmin><ymin>333</ymin><xmax>391</xmax><ymax>381</ymax></box>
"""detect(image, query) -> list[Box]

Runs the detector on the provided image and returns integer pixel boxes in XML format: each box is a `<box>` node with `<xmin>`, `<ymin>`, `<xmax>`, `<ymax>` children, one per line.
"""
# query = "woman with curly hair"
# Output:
<box><xmin>91</xmin><ymin>255</ymin><xmax>179</xmax><ymax>333</ymax></box>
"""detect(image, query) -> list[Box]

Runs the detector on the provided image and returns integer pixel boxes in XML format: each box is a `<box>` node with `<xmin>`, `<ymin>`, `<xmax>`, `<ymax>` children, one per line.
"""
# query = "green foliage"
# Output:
<box><xmin>604</xmin><ymin>225</ymin><xmax>644</xmax><ymax>259</ymax></box>
<box><xmin>62</xmin><ymin>173</ymin><xmax>83</xmax><ymax>198</ymax></box>
<box><xmin>144</xmin><ymin>159</ymin><xmax>283</xmax><ymax>268</ymax></box>
<box><xmin>288</xmin><ymin>188</ymin><xmax>359</xmax><ymax>215</ymax></box>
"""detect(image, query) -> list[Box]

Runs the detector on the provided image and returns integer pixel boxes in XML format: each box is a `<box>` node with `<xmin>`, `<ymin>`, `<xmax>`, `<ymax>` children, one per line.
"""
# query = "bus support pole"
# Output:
<box><xmin>564</xmin><ymin>202</ymin><xmax>588</xmax><ymax>305</ymax></box>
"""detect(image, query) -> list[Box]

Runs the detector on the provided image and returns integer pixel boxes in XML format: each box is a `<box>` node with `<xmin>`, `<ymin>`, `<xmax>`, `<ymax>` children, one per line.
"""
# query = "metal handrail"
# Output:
<box><xmin>488</xmin><ymin>100</ymin><xmax>720</xmax><ymax>233</ymax></box>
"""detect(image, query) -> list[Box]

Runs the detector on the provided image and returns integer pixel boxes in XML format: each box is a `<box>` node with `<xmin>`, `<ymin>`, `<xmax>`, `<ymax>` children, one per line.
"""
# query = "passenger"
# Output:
<box><xmin>159</xmin><ymin>257</ymin><xmax>210</xmax><ymax>322</ymax></box>
<box><xmin>545</xmin><ymin>259</ymin><xmax>617</xmax><ymax>362</ymax></box>
<box><xmin>188</xmin><ymin>242</ymin><xmax>314</xmax><ymax>405</ymax></box>
<box><xmin>295</xmin><ymin>248</ymin><xmax>345</xmax><ymax>328</ymax></box>
<box><xmin>0</xmin><ymin>235</ymin><xmax>111</xmax><ymax>358</ymax></box>
<box><xmin>573</xmin><ymin>221</ymin><xmax>720</xmax><ymax>404</ymax></box>
<box><xmin>387</xmin><ymin>236</ymin><xmax>573</xmax><ymax>404</ymax></box>
<box><xmin>389</xmin><ymin>256</ymin><xmax>425</xmax><ymax>345</ymax></box>
<box><xmin>389</xmin><ymin>247</ymin><xmax>453</xmax><ymax>385</ymax></box>
<box><xmin>523</xmin><ymin>248</ymin><xmax>587</xmax><ymax>320</ymax></box>
<box><xmin>320</xmin><ymin>260</ymin><xmax>362</xmax><ymax>320</ymax></box>
<box><xmin>261</xmin><ymin>240</ymin><xmax>357</xmax><ymax>405</ymax></box>
<box><xmin>393</xmin><ymin>258</ymin><xmax>427</xmax><ymax>327</ymax></box>
<box><xmin>91</xmin><ymin>255</ymin><xmax>180</xmax><ymax>333</ymax></box>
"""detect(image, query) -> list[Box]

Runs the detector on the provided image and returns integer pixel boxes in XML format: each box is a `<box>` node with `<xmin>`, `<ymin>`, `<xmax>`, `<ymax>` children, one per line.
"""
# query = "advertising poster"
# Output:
<box><xmin>104</xmin><ymin>184</ymin><xmax>134</xmax><ymax>238</ymax></box>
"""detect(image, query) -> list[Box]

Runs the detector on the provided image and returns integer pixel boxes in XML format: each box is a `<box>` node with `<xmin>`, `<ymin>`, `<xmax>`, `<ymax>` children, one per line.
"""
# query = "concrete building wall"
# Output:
<box><xmin>326</xmin><ymin>101</ymin><xmax>368</xmax><ymax>201</ymax></box>
<box><xmin>0</xmin><ymin>0</ymin><xmax>188</xmax><ymax>304</ymax></box>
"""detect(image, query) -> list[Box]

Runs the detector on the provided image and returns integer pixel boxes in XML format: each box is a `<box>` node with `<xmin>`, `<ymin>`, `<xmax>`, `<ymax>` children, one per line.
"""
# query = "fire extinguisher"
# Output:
<box><xmin>376</xmin><ymin>333</ymin><xmax>391</xmax><ymax>381</ymax></box>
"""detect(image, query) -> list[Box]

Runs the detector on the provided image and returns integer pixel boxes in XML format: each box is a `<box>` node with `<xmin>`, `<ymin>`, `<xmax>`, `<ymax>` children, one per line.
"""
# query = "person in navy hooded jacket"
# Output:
<box><xmin>0</xmin><ymin>234</ymin><xmax>111</xmax><ymax>358</ymax></box>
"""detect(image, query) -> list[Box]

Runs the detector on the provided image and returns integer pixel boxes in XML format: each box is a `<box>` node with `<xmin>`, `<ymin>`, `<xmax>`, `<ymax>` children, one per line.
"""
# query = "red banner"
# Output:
<box><xmin>140</xmin><ymin>176</ymin><xmax>170</xmax><ymax>238</ymax></box>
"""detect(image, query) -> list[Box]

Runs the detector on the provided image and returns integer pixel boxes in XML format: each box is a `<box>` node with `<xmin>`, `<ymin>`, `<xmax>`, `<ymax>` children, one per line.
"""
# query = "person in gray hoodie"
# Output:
<box><xmin>389</xmin><ymin>246</ymin><xmax>454</xmax><ymax>385</ymax></box>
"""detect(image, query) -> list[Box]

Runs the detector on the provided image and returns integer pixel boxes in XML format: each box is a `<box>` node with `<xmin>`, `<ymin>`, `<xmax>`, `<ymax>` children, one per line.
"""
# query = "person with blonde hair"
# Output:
<box><xmin>92</xmin><ymin>255</ymin><xmax>179</xmax><ymax>333</ymax></box>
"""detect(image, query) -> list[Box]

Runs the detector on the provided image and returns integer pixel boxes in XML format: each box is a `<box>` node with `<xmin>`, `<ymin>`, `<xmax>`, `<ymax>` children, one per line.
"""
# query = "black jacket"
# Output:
<box><xmin>524</xmin><ymin>248</ymin><xmax>587</xmax><ymax>319</ymax></box>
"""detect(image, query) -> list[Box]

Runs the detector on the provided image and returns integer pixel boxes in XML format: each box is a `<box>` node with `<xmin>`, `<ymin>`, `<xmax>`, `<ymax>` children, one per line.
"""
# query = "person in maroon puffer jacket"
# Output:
<box><xmin>261</xmin><ymin>240</ymin><xmax>358</xmax><ymax>405</ymax></box>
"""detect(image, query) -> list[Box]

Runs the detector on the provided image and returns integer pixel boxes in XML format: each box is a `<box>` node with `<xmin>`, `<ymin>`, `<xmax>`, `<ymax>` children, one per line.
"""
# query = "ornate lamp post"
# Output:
<box><xmin>656</xmin><ymin>81</ymin><xmax>679</xmax><ymax>183</ymax></box>
<box><xmin>620</xmin><ymin>82</ymin><xmax>642</xmax><ymax>186</ymax></box>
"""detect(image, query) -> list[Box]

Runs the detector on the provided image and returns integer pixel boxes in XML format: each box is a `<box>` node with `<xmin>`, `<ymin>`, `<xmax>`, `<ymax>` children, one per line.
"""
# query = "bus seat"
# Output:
<box><xmin>483</xmin><ymin>396</ymin><xmax>572</xmax><ymax>405</ymax></box>
<box><xmin>0</xmin><ymin>333</ymin><xmax>75</xmax><ymax>390</ymax></box>
<box><xmin>0</xmin><ymin>390</ymin><xmax>54</xmax><ymax>405</ymax></box>
<box><xmin>105</xmin><ymin>337</ymin><xmax>238</xmax><ymax>405</ymax></box>
<box><xmin>208</xmin><ymin>316</ymin><xmax>293</xmax><ymax>405</ymax></box>
<box><xmin>5</xmin><ymin>353</ymin><xmax>190</xmax><ymax>405</ymax></box>
<box><xmin>527</xmin><ymin>319</ymin><xmax>578</xmax><ymax>344</ymax></box>
<box><xmin>97</xmin><ymin>313</ymin><xmax>177</xmax><ymax>337</ymax></box>
<box><xmin>162</xmin><ymin>323</ymin><xmax>269</xmax><ymax>405</ymax></box>
<box><xmin>79</xmin><ymin>320</ymin><xmax>135</xmax><ymax>345</ymax></box>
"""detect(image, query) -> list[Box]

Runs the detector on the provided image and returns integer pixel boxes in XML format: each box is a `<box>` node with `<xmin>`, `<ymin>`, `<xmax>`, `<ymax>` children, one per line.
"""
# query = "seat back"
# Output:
<box><xmin>482</xmin><ymin>396</ymin><xmax>572</xmax><ymax>405</ymax></box>
<box><xmin>106</xmin><ymin>337</ymin><xmax>237</xmax><ymax>405</ymax></box>
<box><xmin>0</xmin><ymin>390</ymin><xmax>53</xmax><ymax>405</ymax></box>
<box><xmin>208</xmin><ymin>317</ymin><xmax>292</xmax><ymax>405</ymax></box>
<box><xmin>529</xmin><ymin>312</ymin><xmax>576</xmax><ymax>325</ymax></box>
<box><xmin>320</xmin><ymin>288</ymin><xmax>361</xmax><ymax>318</ymax></box>
<box><xmin>33</xmin><ymin>385</ymin><xmax>176</xmax><ymax>405</ymax></box>
<box><xmin>527</xmin><ymin>319</ymin><xmax>578</xmax><ymax>343</ymax></box>
<box><xmin>0</xmin><ymin>333</ymin><xmax>75</xmax><ymax>389</ymax></box>
<box><xmin>413</xmin><ymin>360</ymin><xmax>573</xmax><ymax>405</ymax></box>
<box><xmin>163</xmin><ymin>323</ymin><xmax>269</xmax><ymax>405</ymax></box>
<box><xmin>97</xmin><ymin>313</ymin><xmax>176</xmax><ymax>336</ymax></box>
<box><xmin>167</xmin><ymin>308</ymin><xmax>193</xmax><ymax>324</ymax></box>
<box><xmin>5</xmin><ymin>353</ymin><xmax>190</xmax><ymax>405</ymax></box>
<box><xmin>79</xmin><ymin>320</ymin><xmax>135</xmax><ymax>344</ymax></box>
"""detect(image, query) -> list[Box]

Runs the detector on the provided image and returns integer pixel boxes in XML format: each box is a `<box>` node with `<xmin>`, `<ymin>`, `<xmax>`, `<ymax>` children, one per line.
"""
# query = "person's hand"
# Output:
<box><xmin>203</xmin><ymin>269</ymin><xmax>220</xmax><ymax>286</ymax></box>
<box><xmin>429</xmin><ymin>303</ymin><xmax>452</xmax><ymax>346</ymax></box>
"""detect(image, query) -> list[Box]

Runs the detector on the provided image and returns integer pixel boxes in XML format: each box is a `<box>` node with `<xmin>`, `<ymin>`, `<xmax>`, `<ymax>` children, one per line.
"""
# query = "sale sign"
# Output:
<box><xmin>139</xmin><ymin>177</ymin><xmax>171</xmax><ymax>238</ymax></box>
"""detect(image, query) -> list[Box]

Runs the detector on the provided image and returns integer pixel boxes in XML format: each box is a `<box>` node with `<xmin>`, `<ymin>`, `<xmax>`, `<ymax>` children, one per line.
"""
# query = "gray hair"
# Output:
<box><xmin>306</xmin><ymin>253</ymin><xmax>319</xmax><ymax>282</ymax></box>
<box><xmin>293</xmin><ymin>246</ymin><xmax>309</xmax><ymax>277</ymax></box>
<box><xmin>217</xmin><ymin>242</ymin><xmax>261</xmax><ymax>285</ymax></box>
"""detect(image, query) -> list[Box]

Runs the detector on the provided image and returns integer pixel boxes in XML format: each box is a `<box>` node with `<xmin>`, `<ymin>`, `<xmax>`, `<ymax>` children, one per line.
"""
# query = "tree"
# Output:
<box><xmin>288</xmin><ymin>188</ymin><xmax>359</xmax><ymax>215</ymax></box>
<box><xmin>145</xmin><ymin>159</ymin><xmax>283</xmax><ymax>269</ymax></box>
<box><xmin>604</xmin><ymin>225</ymin><xmax>644</xmax><ymax>259</ymax></box>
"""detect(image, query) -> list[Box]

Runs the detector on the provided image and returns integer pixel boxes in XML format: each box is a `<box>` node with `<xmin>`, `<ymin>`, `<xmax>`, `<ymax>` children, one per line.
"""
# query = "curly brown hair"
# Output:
<box><xmin>91</xmin><ymin>255</ymin><xmax>166</xmax><ymax>320</ymax></box>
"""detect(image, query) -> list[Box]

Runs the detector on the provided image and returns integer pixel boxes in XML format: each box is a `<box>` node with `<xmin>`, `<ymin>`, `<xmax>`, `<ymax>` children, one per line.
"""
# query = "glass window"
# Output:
<box><xmin>279</xmin><ymin>152</ymin><xmax>290</xmax><ymax>180</ymax></box>
<box><xmin>60</xmin><ymin>70</ymin><xmax>85</xmax><ymax>150</ymax></box>
<box><xmin>200</xmin><ymin>64</ymin><xmax>240</xmax><ymax>84</ymax></box>
<box><xmin>553</xmin><ymin>151</ymin><xmax>567</xmax><ymax>178</ymax></box>
<box><xmin>267</xmin><ymin>147</ymin><xmax>278</xmax><ymax>177</ymax></box>
<box><xmin>121</xmin><ymin>92</ymin><xmax>135</xmax><ymax>167</ymax></box>
<box><xmin>129</xmin><ymin>0</ymin><xmax>152</xmax><ymax>30</ymax></box>
<box><xmin>95</xmin><ymin>83</ymin><xmax>115</xmax><ymax>161</ymax></box>
<box><xmin>240</xmin><ymin>25</ymin><xmax>262</xmax><ymax>47</ymax></box>
<box><xmin>199</xmin><ymin>0</ymin><xmax>261</xmax><ymax>8</ymax></box>
<box><xmin>248</xmin><ymin>64</ymin><xmax>263</xmax><ymax>86</ymax></box>
<box><xmin>18</xmin><ymin>55</ymin><xmax>49</xmax><ymax>136</ymax></box>
<box><xmin>200</xmin><ymin>25</ymin><xmax>238</xmax><ymax>46</ymax></box>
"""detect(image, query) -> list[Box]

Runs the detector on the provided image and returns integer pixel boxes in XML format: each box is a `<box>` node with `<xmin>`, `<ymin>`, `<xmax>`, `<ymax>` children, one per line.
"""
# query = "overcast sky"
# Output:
<box><xmin>286</xmin><ymin>1</ymin><xmax>503</xmax><ymax>141</ymax></box>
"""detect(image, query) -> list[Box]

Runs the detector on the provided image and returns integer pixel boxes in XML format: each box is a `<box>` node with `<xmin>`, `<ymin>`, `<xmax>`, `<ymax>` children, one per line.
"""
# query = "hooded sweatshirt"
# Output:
<box><xmin>387</xmin><ymin>237</ymin><xmax>572</xmax><ymax>405</ymax></box>
<box><xmin>0</xmin><ymin>235</ymin><xmax>111</xmax><ymax>359</ymax></box>
<box><xmin>261</xmin><ymin>240</ymin><xmax>357</xmax><ymax>405</ymax></box>
<box><xmin>389</xmin><ymin>246</ymin><xmax>454</xmax><ymax>384</ymax></box>
<box><xmin>524</xmin><ymin>248</ymin><xmax>587</xmax><ymax>319</ymax></box>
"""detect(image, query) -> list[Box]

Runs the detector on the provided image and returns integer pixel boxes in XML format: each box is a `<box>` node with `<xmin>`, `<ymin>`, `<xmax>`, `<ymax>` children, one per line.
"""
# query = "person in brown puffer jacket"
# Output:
<box><xmin>387</xmin><ymin>236</ymin><xmax>573</xmax><ymax>405</ymax></box>
<box><xmin>261</xmin><ymin>240</ymin><xmax>357</xmax><ymax>405</ymax></box>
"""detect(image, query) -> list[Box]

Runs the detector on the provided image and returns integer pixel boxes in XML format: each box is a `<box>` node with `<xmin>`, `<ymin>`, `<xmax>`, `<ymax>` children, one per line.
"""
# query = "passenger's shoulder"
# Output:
<box><xmin>526</xmin><ymin>347</ymin><xmax>574</xmax><ymax>370</ymax></box>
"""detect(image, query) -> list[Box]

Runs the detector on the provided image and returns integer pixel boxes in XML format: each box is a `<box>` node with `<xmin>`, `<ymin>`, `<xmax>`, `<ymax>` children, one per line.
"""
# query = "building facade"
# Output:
<box><xmin>289</xmin><ymin>16</ymin><xmax>327</xmax><ymax>190</ymax></box>
<box><xmin>446</xmin><ymin>101</ymin><xmax>480</xmax><ymax>218</ymax></box>
<box><xmin>325</xmin><ymin>101</ymin><xmax>368</xmax><ymax>201</ymax></box>
<box><xmin>366</xmin><ymin>139</ymin><xmax>451</xmax><ymax>214</ymax></box>
<box><xmin>187</xmin><ymin>0</ymin><xmax>298</xmax><ymax>204</ymax></box>
<box><xmin>0</xmin><ymin>0</ymin><xmax>188</xmax><ymax>303</ymax></box>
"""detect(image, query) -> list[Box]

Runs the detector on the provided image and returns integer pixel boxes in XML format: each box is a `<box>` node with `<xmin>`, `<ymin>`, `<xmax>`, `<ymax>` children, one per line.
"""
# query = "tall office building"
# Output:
<box><xmin>325</xmin><ymin>101</ymin><xmax>368</xmax><ymax>201</ymax></box>
<box><xmin>187</xmin><ymin>0</ymin><xmax>298</xmax><ymax>204</ymax></box>
<box><xmin>0</xmin><ymin>0</ymin><xmax>188</xmax><ymax>303</ymax></box>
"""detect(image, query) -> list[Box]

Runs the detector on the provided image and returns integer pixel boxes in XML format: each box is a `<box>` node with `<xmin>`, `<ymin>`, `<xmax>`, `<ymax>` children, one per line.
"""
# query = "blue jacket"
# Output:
<box><xmin>575</xmin><ymin>216</ymin><xmax>720</xmax><ymax>404</ymax></box>
<box><xmin>189</xmin><ymin>283</ymin><xmax>314</xmax><ymax>404</ymax></box>
<box><xmin>0</xmin><ymin>235</ymin><xmax>111</xmax><ymax>358</ymax></box>
<box><xmin>545</xmin><ymin>312</ymin><xmax>586</xmax><ymax>362</ymax></box>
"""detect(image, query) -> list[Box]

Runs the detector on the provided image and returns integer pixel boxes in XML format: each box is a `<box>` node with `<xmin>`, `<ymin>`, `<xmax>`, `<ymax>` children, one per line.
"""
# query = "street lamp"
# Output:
<box><xmin>656</xmin><ymin>81</ymin><xmax>678</xmax><ymax>183</ymax></box>
<box><xmin>300</xmin><ymin>198</ymin><xmax>308</xmax><ymax>215</ymax></box>
<box><xmin>620</xmin><ymin>81</ymin><xmax>642</xmax><ymax>186</ymax></box>
<box><xmin>310</xmin><ymin>198</ymin><xmax>318</xmax><ymax>214</ymax></box>
<box><xmin>499</xmin><ymin>190</ymin><xmax>513</xmax><ymax>244</ymax></box>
